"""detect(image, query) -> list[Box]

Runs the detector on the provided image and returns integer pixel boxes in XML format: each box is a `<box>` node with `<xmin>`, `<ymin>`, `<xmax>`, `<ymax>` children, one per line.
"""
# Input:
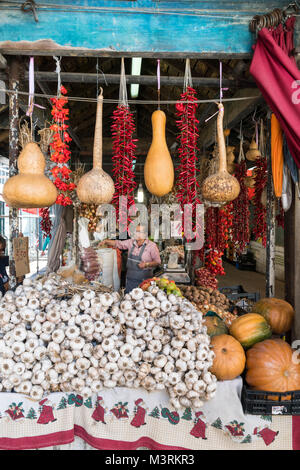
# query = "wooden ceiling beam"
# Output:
<box><xmin>0</xmin><ymin>71</ymin><xmax>255</xmax><ymax>88</ymax></box>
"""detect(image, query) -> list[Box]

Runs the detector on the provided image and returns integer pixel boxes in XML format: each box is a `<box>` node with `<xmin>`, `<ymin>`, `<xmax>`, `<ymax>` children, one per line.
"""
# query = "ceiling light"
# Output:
<box><xmin>130</xmin><ymin>58</ymin><xmax>142</xmax><ymax>99</ymax></box>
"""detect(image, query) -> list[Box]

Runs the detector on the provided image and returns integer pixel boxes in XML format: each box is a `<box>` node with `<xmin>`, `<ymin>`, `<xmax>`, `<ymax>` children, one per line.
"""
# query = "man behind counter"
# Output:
<box><xmin>99</xmin><ymin>224</ymin><xmax>161</xmax><ymax>293</ymax></box>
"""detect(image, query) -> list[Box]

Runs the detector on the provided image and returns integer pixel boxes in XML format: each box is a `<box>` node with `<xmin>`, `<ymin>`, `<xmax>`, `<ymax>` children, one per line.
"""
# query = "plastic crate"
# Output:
<box><xmin>228</xmin><ymin>292</ymin><xmax>260</xmax><ymax>302</ymax></box>
<box><xmin>242</xmin><ymin>385</ymin><xmax>300</xmax><ymax>415</ymax></box>
<box><xmin>219</xmin><ymin>285</ymin><xmax>244</xmax><ymax>296</ymax></box>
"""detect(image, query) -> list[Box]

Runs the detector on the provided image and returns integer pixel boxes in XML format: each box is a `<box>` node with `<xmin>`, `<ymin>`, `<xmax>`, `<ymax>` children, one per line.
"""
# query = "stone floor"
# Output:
<box><xmin>217</xmin><ymin>261</ymin><xmax>285</xmax><ymax>300</ymax></box>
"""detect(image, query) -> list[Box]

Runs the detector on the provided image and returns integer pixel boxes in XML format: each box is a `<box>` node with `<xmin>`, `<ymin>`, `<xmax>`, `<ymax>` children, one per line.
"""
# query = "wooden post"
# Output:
<box><xmin>8</xmin><ymin>58</ymin><xmax>20</xmax><ymax>289</ymax></box>
<box><xmin>285</xmin><ymin>182</ymin><xmax>300</xmax><ymax>341</ymax></box>
<box><xmin>265</xmin><ymin>118</ymin><xmax>276</xmax><ymax>298</ymax></box>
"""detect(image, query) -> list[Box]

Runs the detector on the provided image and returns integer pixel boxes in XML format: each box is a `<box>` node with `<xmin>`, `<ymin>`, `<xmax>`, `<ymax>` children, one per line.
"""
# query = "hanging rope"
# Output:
<box><xmin>157</xmin><ymin>59</ymin><xmax>161</xmax><ymax>110</ymax></box>
<box><xmin>53</xmin><ymin>56</ymin><xmax>62</xmax><ymax>97</ymax></box>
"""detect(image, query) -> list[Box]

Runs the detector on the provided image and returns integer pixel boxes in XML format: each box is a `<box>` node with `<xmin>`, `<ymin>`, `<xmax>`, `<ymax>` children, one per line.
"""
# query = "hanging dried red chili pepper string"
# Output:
<box><xmin>40</xmin><ymin>207</ymin><xmax>52</xmax><ymax>239</ymax></box>
<box><xmin>111</xmin><ymin>105</ymin><xmax>137</xmax><ymax>226</ymax></box>
<box><xmin>204</xmin><ymin>203</ymin><xmax>233</xmax><ymax>276</ymax></box>
<box><xmin>231</xmin><ymin>159</ymin><xmax>250</xmax><ymax>254</ymax></box>
<box><xmin>175</xmin><ymin>86</ymin><xmax>201</xmax><ymax>252</ymax></box>
<box><xmin>49</xmin><ymin>85</ymin><xmax>76</xmax><ymax>206</ymax></box>
<box><xmin>276</xmin><ymin>198</ymin><xmax>285</xmax><ymax>229</ymax></box>
<box><xmin>252</xmin><ymin>157</ymin><xmax>267</xmax><ymax>247</ymax></box>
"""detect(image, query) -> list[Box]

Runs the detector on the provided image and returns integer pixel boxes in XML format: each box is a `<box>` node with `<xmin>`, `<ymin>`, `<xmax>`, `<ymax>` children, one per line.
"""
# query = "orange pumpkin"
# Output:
<box><xmin>229</xmin><ymin>313</ymin><xmax>272</xmax><ymax>349</ymax></box>
<box><xmin>210</xmin><ymin>334</ymin><xmax>246</xmax><ymax>381</ymax></box>
<box><xmin>251</xmin><ymin>298</ymin><xmax>294</xmax><ymax>334</ymax></box>
<box><xmin>246</xmin><ymin>339</ymin><xmax>300</xmax><ymax>392</ymax></box>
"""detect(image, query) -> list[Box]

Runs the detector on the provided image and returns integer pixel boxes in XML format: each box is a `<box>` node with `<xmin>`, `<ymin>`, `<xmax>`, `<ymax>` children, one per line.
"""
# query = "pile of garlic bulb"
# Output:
<box><xmin>0</xmin><ymin>275</ymin><xmax>217</xmax><ymax>409</ymax></box>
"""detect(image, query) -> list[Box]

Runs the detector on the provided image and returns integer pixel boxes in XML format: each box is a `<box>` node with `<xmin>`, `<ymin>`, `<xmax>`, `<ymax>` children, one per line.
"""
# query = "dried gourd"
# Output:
<box><xmin>246</xmin><ymin>138</ymin><xmax>261</xmax><ymax>161</ymax></box>
<box><xmin>144</xmin><ymin>110</ymin><xmax>174</xmax><ymax>197</ymax></box>
<box><xmin>3</xmin><ymin>142</ymin><xmax>57</xmax><ymax>208</ymax></box>
<box><xmin>201</xmin><ymin>103</ymin><xmax>240</xmax><ymax>204</ymax></box>
<box><xmin>226</xmin><ymin>146</ymin><xmax>236</xmax><ymax>175</ymax></box>
<box><xmin>77</xmin><ymin>90</ymin><xmax>115</xmax><ymax>204</ymax></box>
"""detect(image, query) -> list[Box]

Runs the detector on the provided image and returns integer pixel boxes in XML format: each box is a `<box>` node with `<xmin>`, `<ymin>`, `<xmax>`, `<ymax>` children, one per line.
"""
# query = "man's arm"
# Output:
<box><xmin>139</xmin><ymin>243</ymin><xmax>161</xmax><ymax>269</ymax></box>
<box><xmin>99</xmin><ymin>239</ymin><xmax>132</xmax><ymax>250</ymax></box>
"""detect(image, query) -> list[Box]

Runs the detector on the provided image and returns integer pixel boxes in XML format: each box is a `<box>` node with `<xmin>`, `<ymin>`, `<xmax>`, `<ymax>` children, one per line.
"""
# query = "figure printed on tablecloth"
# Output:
<box><xmin>130</xmin><ymin>398</ymin><xmax>148</xmax><ymax>428</ymax></box>
<box><xmin>225</xmin><ymin>420</ymin><xmax>245</xmax><ymax>437</ymax></box>
<box><xmin>190</xmin><ymin>411</ymin><xmax>207</xmax><ymax>439</ymax></box>
<box><xmin>161</xmin><ymin>407</ymin><xmax>180</xmax><ymax>425</ymax></box>
<box><xmin>110</xmin><ymin>401</ymin><xmax>129</xmax><ymax>420</ymax></box>
<box><xmin>68</xmin><ymin>394</ymin><xmax>83</xmax><ymax>407</ymax></box>
<box><xmin>5</xmin><ymin>402</ymin><xmax>25</xmax><ymax>421</ymax></box>
<box><xmin>26</xmin><ymin>407</ymin><xmax>38</xmax><ymax>420</ymax></box>
<box><xmin>37</xmin><ymin>398</ymin><xmax>57</xmax><ymax>425</ymax></box>
<box><xmin>57</xmin><ymin>396</ymin><xmax>68</xmax><ymax>410</ymax></box>
<box><xmin>148</xmin><ymin>406</ymin><xmax>160</xmax><ymax>419</ymax></box>
<box><xmin>91</xmin><ymin>397</ymin><xmax>107</xmax><ymax>424</ymax></box>
<box><xmin>253</xmin><ymin>426</ymin><xmax>279</xmax><ymax>446</ymax></box>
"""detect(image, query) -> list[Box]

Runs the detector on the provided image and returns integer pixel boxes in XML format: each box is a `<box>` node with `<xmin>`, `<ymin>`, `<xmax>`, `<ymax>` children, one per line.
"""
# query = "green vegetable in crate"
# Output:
<box><xmin>229</xmin><ymin>313</ymin><xmax>272</xmax><ymax>349</ymax></box>
<box><xmin>203</xmin><ymin>312</ymin><xmax>228</xmax><ymax>337</ymax></box>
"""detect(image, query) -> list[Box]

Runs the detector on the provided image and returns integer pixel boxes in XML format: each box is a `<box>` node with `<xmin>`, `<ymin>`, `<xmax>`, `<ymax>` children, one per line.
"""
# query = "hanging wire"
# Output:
<box><xmin>238</xmin><ymin>120</ymin><xmax>245</xmax><ymax>164</ymax></box>
<box><xmin>53</xmin><ymin>56</ymin><xmax>61</xmax><ymax>96</ymax></box>
<box><xmin>1</xmin><ymin>87</ymin><xmax>261</xmax><ymax>105</ymax></box>
<box><xmin>96</xmin><ymin>59</ymin><xmax>108</xmax><ymax>89</ymax></box>
<box><xmin>183</xmin><ymin>58</ymin><xmax>193</xmax><ymax>92</ymax></box>
<box><xmin>119</xmin><ymin>57</ymin><xmax>128</xmax><ymax>107</ymax></box>
<box><xmin>157</xmin><ymin>59</ymin><xmax>161</xmax><ymax>110</ymax></box>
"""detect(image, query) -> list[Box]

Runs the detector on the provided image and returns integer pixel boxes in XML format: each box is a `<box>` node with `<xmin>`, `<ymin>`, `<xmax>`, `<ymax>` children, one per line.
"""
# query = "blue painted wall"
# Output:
<box><xmin>0</xmin><ymin>1</ymin><xmax>289</xmax><ymax>55</ymax></box>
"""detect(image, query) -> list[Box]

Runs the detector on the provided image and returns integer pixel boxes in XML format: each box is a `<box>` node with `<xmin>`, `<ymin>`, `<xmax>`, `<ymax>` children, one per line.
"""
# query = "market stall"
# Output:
<box><xmin>0</xmin><ymin>0</ymin><xmax>300</xmax><ymax>452</ymax></box>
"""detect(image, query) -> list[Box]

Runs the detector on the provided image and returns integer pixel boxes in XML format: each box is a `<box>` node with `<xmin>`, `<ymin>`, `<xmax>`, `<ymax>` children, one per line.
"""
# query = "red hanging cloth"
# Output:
<box><xmin>250</xmin><ymin>17</ymin><xmax>300</xmax><ymax>168</ymax></box>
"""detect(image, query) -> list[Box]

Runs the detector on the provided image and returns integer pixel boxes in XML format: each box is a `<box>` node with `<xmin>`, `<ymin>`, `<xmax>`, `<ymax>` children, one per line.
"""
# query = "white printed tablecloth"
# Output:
<box><xmin>0</xmin><ymin>378</ymin><xmax>295</xmax><ymax>450</ymax></box>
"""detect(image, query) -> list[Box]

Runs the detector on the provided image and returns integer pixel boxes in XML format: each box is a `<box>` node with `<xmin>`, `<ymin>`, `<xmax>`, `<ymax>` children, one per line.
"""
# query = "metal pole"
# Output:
<box><xmin>8</xmin><ymin>58</ymin><xmax>20</xmax><ymax>289</ymax></box>
<box><xmin>266</xmin><ymin>115</ymin><xmax>276</xmax><ymax>298</ymax></box>
<box><xmin>72</xmin><ymin>205</ymin><xmax>79</xmax><ymax>266</ymax></box>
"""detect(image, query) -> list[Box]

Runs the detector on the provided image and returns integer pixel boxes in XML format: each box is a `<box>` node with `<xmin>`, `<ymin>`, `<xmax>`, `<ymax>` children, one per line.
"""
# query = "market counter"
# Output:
<box><xmin>0</xmin><ymin>378</ymin><xmax>297</xmax><ymax>450</ymax></box>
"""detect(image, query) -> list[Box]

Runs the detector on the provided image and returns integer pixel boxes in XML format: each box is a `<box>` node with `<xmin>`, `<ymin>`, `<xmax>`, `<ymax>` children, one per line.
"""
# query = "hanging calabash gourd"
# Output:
<box><xmin>144</xmin><ymin>110</ymin><xmax>174</xmax><ymax>197</ymax></box>
<box><xmin>77</xmin><ymin>89</ymin><xmax>115</xmax><ymax>204</ymax></box>
<box><xmin>226</xmin><ymin>145</ymin><xmax>236</xmax><ymax>175</ymax></box>
<box><xmin>246</xmin><ymin>138</ymin><xmax>261</xmax><ymax>161</ymax></box>
<box><xmin>244</xmin><ymin>174</ymin><xmax>256</xmax><ymax>189</ymax></box>
<box><xmin>3</xmin><ymin>142</ymin><xmax>57</xmax><ymax>208</ymax></box>
<box><xmin>201</xmin><ymin>103</ymin><xmax>240</xmax><ymax>204</ymax></box>
<box><xmin>260</xmin><ymin>186</ymin><xmax>267</xmax><ymax>207</ymax></box>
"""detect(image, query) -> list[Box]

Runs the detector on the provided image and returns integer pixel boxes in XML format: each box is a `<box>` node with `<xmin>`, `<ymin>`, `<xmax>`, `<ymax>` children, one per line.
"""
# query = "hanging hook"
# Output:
<box><xmin>96</xmin><ymin>59</ymin><xmax>108</xmax><ymax>88</ymax></box>
<box><xmin>21</xmin><ymin>0</ymin><xmax>38</xmax><ymax>22</ymax></box>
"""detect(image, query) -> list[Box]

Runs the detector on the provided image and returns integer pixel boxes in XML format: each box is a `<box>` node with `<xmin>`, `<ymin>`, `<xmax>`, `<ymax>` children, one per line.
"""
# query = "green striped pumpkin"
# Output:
<box><xmin>229</xmin><ymin>313</ymin><xmax>272</xmax><ymax>349</ymax></box>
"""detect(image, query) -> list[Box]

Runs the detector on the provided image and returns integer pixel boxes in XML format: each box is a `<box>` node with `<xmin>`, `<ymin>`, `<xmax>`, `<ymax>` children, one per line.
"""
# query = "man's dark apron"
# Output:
<box><xmin>125</xmin><ymin>242</ymin><xmax>153</xmax><ymax>293</ymax></box>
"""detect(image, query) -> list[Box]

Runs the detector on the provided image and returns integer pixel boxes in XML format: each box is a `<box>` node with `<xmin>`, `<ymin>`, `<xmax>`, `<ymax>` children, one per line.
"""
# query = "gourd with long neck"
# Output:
<box><xmin>144</xmin><ymin>110</ymin><xmax>174</xmax><ymax>197</ymax></box>
<box><xmin>76</xmin><ymin>91</ymin><xmax>115</xmax><ymax>204</ymax></box>
<box><xmin>3</xmin><ymin>142</ymin><xmax>57</xmax><ymax>208</ymax></box>
<box><xmin>201</xmin><ymin>103</ymin><xmax>240</xmax><ymax>204</ymax></box>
